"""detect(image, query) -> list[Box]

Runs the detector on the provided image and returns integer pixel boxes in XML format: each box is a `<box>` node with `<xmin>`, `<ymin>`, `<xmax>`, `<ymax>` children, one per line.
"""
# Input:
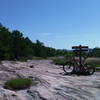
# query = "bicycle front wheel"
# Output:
<box><xmin>63</xmin><ymin>63</ymin><xmax>74</xmax><ymax>74</ymax></box>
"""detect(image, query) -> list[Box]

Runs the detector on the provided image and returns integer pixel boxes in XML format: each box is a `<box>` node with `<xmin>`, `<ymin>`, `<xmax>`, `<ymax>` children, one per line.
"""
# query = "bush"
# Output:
<box><xmin>86</xmin><ymin>57</ymin><xmax>100</xmax><ymax>67</ymax></box>
<box><xmin>4</xmin><ymin>78</ymin><xmax>33</xmax><ymax>90</ymax></box>
<box><xmin>32</xmin><ymin>57</ymin><xmax>44</xmax><ymax>60</ymax></box>
<box><xmin>52</xmin><ymin>57</ymin><xmax>68</xmax><ymax>65</ymax></box>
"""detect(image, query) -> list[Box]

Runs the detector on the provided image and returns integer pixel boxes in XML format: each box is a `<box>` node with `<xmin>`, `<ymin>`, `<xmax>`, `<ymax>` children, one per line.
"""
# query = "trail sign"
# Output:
<box><xmin>72</xmin><ymin>45</ymin><xmax>88</xmax><ymax>68</ymax></box>
<box><xmin>72</xmin><ymin>46</ymin><xmax>88</xmax><ymax>49</ymax></box>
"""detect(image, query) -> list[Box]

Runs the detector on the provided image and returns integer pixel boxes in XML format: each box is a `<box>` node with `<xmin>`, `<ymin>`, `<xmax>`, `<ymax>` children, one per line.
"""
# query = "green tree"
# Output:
<box><xmin>0</xmin><ymin>25</ymin><xmax>12</xmax><ymax>60</ymax></box>
<box><xmin>0</xmin><ymin>23</ymin><xmax>68</xmax><ymax>60</ymax></box>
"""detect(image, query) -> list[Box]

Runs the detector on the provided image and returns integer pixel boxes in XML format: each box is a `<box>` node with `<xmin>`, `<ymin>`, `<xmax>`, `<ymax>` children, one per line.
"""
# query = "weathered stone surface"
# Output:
<box><xmin>0</xmin><ymin>88</ymin><xmax>23</xmax><ymax>100</ymax></box>
<box><xmin>0</xmin><ymin>60</ymin><xmax>100</xmax><ymax>100</ymax></box>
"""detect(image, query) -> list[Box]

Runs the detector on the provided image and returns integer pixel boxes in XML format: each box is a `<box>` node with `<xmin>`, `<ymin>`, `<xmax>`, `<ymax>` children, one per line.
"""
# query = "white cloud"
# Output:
<box><xmin>38</xmin><ymin>32</ymin><xmax>52</xmax><ymax>36</ymax></box>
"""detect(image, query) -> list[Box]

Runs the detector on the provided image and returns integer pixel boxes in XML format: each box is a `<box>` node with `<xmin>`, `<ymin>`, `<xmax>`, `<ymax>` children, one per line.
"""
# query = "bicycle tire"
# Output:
<box><xmin>87</xmin><ymin>66</ymin><xmax>95</xmax><ymax>75</ymax></box>
<box><xmin>63</xmin><ymin>63</ymin><xmax>74</xmax><ymax>74</ymax></box>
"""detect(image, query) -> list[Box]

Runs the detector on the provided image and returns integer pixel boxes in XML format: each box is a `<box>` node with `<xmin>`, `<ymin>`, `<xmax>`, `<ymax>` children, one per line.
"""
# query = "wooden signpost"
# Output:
<box><xmin>72</xmin><ymin>45</ymin><xmax>88</xmax><ymax>68</ymax></box>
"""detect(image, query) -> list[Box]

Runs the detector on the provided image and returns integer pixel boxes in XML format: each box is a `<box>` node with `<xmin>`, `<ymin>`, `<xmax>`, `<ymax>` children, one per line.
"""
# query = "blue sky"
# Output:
<box><xmin>0</xmin><ymin>0</ymin><xmax>100</xmax><ymax>49</ymax></box>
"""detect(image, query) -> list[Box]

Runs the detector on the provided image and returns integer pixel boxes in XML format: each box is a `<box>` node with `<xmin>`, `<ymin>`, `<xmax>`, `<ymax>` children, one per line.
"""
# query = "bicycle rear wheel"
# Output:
<box><xmin>63</xmin><ymin>63</ymin><xmax>74</xmax><ymax>74</ymax></box>
<box><xmin>87</xmin><ymin>66</ymin><xmax>95</xmax><ymax>75</ymax></box>
<box><xmin>84</xmin><ymin>64</ymin><xmax>95</xmax><ymax>75</ymax></box>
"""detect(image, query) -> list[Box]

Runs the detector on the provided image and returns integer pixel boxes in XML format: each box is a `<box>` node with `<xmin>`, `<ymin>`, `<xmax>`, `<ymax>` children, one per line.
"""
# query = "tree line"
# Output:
<box><xmin>0</xmin><ymin>23</ymin><xmax>99</xmax><ymax>60</ymax></box>
<box><xmin>88</xmin><ymin>48</ymin><xmax>100</xmax><ymax>57</ymax></box>
<box><xmin>0</xmin><ymin>24</ymin><xmax>67</xmax><ymax>60</ymax></box>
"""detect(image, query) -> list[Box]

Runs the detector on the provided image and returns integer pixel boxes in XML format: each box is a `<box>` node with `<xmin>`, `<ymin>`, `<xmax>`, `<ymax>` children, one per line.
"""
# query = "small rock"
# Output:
<box><xmin>29</xmin><ymin>65</ymin><xmax>34</xmax><ymax>68</ymax></box>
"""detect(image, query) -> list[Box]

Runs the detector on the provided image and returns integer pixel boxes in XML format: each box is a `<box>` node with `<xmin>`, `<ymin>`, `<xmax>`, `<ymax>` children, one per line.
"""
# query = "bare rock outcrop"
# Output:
<box><xmin>0</xmin><ymin>60</ymin><xmax>100</xmax><ymax>100</ymax></box>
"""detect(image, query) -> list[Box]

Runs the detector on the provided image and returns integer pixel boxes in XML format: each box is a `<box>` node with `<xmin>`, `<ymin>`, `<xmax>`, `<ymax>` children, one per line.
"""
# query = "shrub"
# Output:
<box><xmin>86</xmin><ymin>57</ymin><xmax>100</xmax><ymax>67</ymax></box>
<box><xmin>32</xmin><ymin>57</ymin><xmax>44</xmax><ymax>60</ymax></box>
<box><xmin>52</xmin><ymin>57</ymin><xmax>68</xmax><ymax>65</ymax></box>
<box><xmin>4</xmin><ymin>78</ymin><xmax>33</xmax><ymax>90</ymax></box>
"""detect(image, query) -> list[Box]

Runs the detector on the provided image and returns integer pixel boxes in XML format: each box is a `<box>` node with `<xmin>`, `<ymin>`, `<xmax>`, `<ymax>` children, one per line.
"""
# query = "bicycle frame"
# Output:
<box><xmin>71</xmin><ymin>57</ymin><xmax>87</xmax><ymax>70</ymax></box>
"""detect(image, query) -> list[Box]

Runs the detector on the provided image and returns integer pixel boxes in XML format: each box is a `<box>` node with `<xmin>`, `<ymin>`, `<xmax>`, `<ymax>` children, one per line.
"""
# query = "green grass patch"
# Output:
<box><xmin>4</xmin><ymin>78</ymin><xmax>33</xmax><ymax>90</ymax></box>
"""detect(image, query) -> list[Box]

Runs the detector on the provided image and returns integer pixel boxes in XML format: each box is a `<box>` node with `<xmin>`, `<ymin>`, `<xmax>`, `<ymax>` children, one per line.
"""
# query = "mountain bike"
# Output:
<box><xmin>63</xmin><ymin>56</ymin><xmax>95</xmax><ymax>75</ymax></box>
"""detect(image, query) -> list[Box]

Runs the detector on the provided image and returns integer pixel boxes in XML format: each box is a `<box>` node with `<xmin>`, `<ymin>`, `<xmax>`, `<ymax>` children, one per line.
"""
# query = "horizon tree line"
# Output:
<box><xmin>0</xmin><ymin>23</ymin><xmax>99</xmax><ymax>60</ymax></box>
<box><xmin>0</xmin><ymin>23</ymin><xmax>67</xmax><ymax>60</ymax></box>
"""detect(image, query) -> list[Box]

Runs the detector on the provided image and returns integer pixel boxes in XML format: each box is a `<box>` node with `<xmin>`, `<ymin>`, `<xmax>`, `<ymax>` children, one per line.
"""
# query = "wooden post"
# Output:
<box><xmin>72</xmin><ymin>45</ymin><xmax>88</xmax><ymax>68</ymax></box>
<box><xmin>79</xmin><ymin>45</ymin><xmax>82</xmax><ymax>68</ymax></box>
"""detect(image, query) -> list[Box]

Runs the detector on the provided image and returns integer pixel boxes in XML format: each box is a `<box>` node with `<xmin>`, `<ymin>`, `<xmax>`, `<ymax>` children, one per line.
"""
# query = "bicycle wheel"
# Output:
<box><xmin>86</xmin><ymin>65</ymin><xmax>95</xmax><ymax>75</ymax></box>
<box><xmin>63</xmin><ymin>63</ymin><xmax>74</xmax><ymax>74</ymax></box>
